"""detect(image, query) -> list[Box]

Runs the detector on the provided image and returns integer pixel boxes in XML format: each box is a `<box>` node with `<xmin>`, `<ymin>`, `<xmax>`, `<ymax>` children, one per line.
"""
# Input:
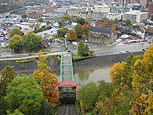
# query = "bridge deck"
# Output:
<box><xmin>60</xmin><ymin>52</ymin><xmax>74</xmax><ymax>82</ymax></box>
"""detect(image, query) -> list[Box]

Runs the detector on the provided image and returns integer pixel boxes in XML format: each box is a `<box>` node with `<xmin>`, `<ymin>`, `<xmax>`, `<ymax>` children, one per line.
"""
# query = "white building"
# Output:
<box><xmin>123</xmin><ymin>11</ymin><xmax>148</xmax><ymax>23</ymax></box>
<box><xmin>106</xmin><ymin>13</ymin><xmax>122</xmax><ymax>20</ymax></box>
<box><xmin>92</xmin><ymin>4</ymin><xmax>110</xmax><ymax>13</ymax></box>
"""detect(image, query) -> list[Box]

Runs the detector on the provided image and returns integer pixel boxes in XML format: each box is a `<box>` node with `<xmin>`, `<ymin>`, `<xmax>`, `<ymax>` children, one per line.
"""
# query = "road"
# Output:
<box><xmin>90</xmin><ymin>42</ymin><xmax>150</xmax><ymax>56</ymax></box>
<box><xmin>0</xmin><ymin>42</ymin><xmax>151</xmax><ymax>60</ymax></box>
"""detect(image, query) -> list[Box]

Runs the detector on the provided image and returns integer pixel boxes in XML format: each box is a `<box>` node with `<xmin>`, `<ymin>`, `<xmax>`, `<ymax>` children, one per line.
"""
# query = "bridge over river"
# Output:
<box><xmin>56</xmin><ymin>52</ymin><xmax>80</xmax><ymax>115</ymax></box>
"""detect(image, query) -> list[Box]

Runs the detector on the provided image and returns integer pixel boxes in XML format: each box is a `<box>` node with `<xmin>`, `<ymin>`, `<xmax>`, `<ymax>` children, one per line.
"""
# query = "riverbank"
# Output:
<box><xmin>0</xmin><ymin>51</ymin><xmax>144</xmax><ymax>73</ymax></box>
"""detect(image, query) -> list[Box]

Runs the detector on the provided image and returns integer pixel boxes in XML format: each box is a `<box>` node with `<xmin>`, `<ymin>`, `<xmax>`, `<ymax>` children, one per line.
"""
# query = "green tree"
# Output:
<box><xmin>0</xmin><ymin>97</ymin><xmax>9</xmax><ymax>115</ymax></box>
<box><xmin>76</xmin><ymin>17</ymin><xmax>87</xmax><ymax>25</ymax></box>
<box><xmin>126</xmin><ymin>19</ymin><xmax>132</xmax><ymax>26</ymax></box>
<box><xmin>22</xmin><ymin>14</ymin><xmax>27</xmax><ymax>19</ymax></box>
<box><xmin>38</xmin><ymin>18</ymin><xmax>43</xmax><ymax>22</ymax></box>
<box><xmin>23</xmin><ymin>32</ymin><xmax>42</xmax><ymax>51</ymax></box>
<box><xmin>82</xmin><ymin>34</ymin><xmax>87</xmax><ymax>39</ymax></box>
<box><xmin>7</xmin><ymin>109</ymin><xmax>24</xmax><ymax>115</ymax></box>
<box><xmin>0</xmin><ymin>66</ymin><xmax>17</xmax><ymax>97</ymax></box>
<box><xmin>38</xmin><ymin>99</ymin><xmax>54</xmax><ymax>115</ymax></box>
<box><xmin>78</xmin><ymin>82</ymin><xmax>97</xmax><ymax>112</ymax></box>
<box><xmin>8</xmin><ymin>35</ymin><xmax>23</xmax><ymax>52</ymax></box>
<box><xmin>9</xmin><ymin>28</ymin><xmax>23</xmax><ymax>38</ymax></box>
<box><xmin>77</xmin><ymin>41</ymin><xmax>89</xmax><ymax>56</ymax></box>
<box><xmin>6</xmin><ymin>75</ymin><xmax>43</xmax><ymax>115</ymax></box>
<box><xmin>57</xmin><ymin>28</ymin><xmax>68</xmax><ymax>38</ymax></box>
<box><xmin>75</xmin><ymin>24</ymin><xmax>83</xmax><ymax>38</ymax></box>
<box><xmin>58</xmin><ymin>20</ymin><xmax>64</xmax><ymax>27</ymax></box>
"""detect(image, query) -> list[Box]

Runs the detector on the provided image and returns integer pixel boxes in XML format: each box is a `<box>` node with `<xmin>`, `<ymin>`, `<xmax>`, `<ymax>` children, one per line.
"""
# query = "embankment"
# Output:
<box><xmin>0</xmin><ymin>51</ymin><xmax>144</xmax><ymax>73</ymax></box>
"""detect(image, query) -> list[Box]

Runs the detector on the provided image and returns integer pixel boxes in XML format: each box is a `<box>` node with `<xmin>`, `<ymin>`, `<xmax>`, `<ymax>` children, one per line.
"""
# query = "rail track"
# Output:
<box><xmin>56</xmin><ymin>104</ymin><xmax>78</xmax><ymax>115</ymax></box>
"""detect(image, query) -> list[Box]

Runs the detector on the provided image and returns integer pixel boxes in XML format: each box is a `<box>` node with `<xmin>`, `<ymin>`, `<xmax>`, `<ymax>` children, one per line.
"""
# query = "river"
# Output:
<box><xmin>56</xmin><ymin>66</ymin><xmax>112</xmax><ymax>85</ymax></box>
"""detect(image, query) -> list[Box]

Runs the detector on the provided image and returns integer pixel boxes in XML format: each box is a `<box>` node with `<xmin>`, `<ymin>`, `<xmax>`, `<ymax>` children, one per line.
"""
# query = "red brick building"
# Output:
<box><xmin>148</xmin><ymin>2</ymin><xmax>153</xmax><ymax>16</ymax></box>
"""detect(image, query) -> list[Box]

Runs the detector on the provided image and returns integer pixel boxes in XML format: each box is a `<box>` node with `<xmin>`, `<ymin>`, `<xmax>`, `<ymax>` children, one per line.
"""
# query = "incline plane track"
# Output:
<box><xmin>56</xmin><ymin>104</ymin><xmax>78</xmax><ymax>115</ymax></box>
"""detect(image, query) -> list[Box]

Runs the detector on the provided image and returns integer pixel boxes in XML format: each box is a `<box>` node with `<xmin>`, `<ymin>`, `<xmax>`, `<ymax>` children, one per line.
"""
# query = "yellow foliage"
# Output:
<box><xmin>109</xmin><ymin>62</ymin><xmax>126</xmax><ymax>82</ymax></box>
<box><xmin>143</xmin><ymin>44</ymin><xmax>153</xmax><ymax>74</ymax></box>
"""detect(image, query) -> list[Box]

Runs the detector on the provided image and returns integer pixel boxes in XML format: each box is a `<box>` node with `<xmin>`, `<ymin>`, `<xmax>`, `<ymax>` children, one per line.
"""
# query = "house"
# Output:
<box><xmin>88</xmin><ymin>26</ymin><xmax>116</xmax><ymax>44</ymax></box>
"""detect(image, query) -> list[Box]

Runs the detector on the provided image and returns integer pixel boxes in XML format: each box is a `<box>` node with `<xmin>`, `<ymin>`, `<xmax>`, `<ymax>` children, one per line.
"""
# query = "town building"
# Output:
<box><xmin>88</xmin><ymin>26</ymin><xmax>116</xmax><ymax>44</ymax></box>
<box><xmin>123</xmin><ymin>10</ymin><xmax>148</xmax><ymax>23</ymax></box>
<box><xmin>148</xmin><ymin>2</ymin><xmax>153</xmax><ymax>16</ymax></box>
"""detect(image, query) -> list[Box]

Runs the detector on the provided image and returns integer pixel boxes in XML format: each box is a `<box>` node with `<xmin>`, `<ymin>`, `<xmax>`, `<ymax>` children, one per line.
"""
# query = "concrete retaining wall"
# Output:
<box><xmin>0</xmin><ymin>51</ymin><xmax>144</xmax><ymax>73</ymax></box>
<box><xmin>73</xmin><ymin>51</ymin><xmax>144</xmax><ymax>70</ymax></box>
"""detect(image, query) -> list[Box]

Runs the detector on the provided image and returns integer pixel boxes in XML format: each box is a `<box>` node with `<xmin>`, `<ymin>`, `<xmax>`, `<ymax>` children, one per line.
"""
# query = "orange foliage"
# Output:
<box><xmin>67</xmin><ymin>30</ymin><xmax>77</xmax><ymax>41</ymax></box>
<box><xmin>33</xmin><ymin>51</ymin><xmax>59</xmax><ymax>105</ymax></box>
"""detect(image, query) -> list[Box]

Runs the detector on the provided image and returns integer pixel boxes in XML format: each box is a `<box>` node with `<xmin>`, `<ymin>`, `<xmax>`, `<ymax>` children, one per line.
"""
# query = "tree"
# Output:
<box><xmin>108</xmin><ymin>19</ymin><xmax>114</xmax><ymax>25</ymax></box>
<box><xmin>57</xmin><ymin>28</ymin><xmax>68</xmax><ymax>38</ymax></box>
<box><xmin>8</xmin><ymin>35</ymin><xmax>23</xmax><ymax>52</ymax></box>
<box><xmin>75</xmin><ymin>24</ymin><xmax>83</xmax><ymax>38</ymax></box>
<box><xmin>33</xmin><ymin>51</ymin><xmax>58</xmax><ymax>105</ymax></box>
<box><xmin>67</xmin><ymin>30</ymin><xmax>77</xmax><ymax>41</ymax></box>
<box><xmin>22</xmin><ymin>14</ymin><xmax>27</xmax><ymax>19</ymax></box>
<box><xmin>126</xmin><ymin>19</ymin><xmax>132</xmax><ymax>26</ymax></box>
<box><xmin>151</xmin><ymin>15</ymin><xmax>153</xmax><ymax>21</ymax></box>
<box><xmin>114</xmin><ymin>18</ymin><xmax>119</xmax><ymax>23</ymax></box>
<box><xmin>63</xmin><ymin>14</ymin><xmax>70</xmax><ymax>20</ymax></box>
<box><xmin>75</xmin><ymin>24</ymin><xmax>90</xmax><ymax>39</ymax></box>
<box><xmin>100</xmin><ymin>22</ymin><xmax>107</xmax><ymax>27</ymax></box>
<box><xmin>9</xmin><ymin>28</ymin><xmax>23</xmax><ymax>38</ymax></box>
<box><xmin>78</xmin><ymin>82</ymin><xmax>97</xmax><ymax>112</ymax></box>
<box><xmin>38</xmin><ymin>99</ymin><xmax>55</xmax><ymax>115</ymax></box>
<box><xmin>82</xmin><ymin>34</ymin><xmax>87</xmax><ymax>39</ymax></box>
<box><xmin>38</xmin><ymin>18</ymin><xmax>43</xmax><ymax>22</ymax></box>
<box><xmin>76</xmin><ymin>17</ymin><xmax>87</xmax><ymax>25</ymax></box>
<box><xmin>77</xmin><ymin>41</ymin><xmax>89</xmax><ymax>56</ymax></box>
<box><xmin>0</xmin><ymin>66</ymin><xmax>17</xmax><ymax>97</ymax></box>
<box><xmin>23</xmin><ymin>32</ymin><xmax>42</xmax><ymax>51</ymax></box>
<box><xmin>130</xmin><ymin>45</ymin><xmax>153</xmax><ymax>114</ymax></box>
<box><xmin>6</xmin><ymin>75</ymin><xmax>43</xmax><ymax>115</ymax></box>
<box><xmin>58</xmin><ymin>20</ymin><xmax>64</xmax><ymax>27</ymax></box>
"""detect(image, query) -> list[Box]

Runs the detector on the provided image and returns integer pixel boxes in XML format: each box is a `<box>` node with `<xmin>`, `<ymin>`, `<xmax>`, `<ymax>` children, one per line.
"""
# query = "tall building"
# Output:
<box><xmin>119</xmin><ymin>0</ymin><xmax>125</xmax><ymax>6</ymax></box>
<box><xmin>139</xmin><ymin>0</ymin><xmax>147</xmax><ymax>9</ymax></box>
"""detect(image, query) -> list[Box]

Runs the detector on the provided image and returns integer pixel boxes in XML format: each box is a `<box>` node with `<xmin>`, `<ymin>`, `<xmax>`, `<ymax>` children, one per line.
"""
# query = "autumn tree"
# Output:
<box><xmin>6</xmin><ymin>75</ymin><xmax>43</xmax><ymax>114</ymax></box>
<box><xmin>9</xmin><ymin>28</ymin><xmax>23</xmax><ymax>38</ymax></box>
<box><xmin>75</xmin><ymin>24</ymin><xmax>90</xmax><ymax>39</ymax></box>
<box><xmin>8</xmin><ymin>35</ymin><xmax>23</xmax><ymax>52</ymax></box>
<box><xmin>114</xmin><ymin>18</ymin><xmax>119</xmax><ymax>23</ymax></box>
<box><xmin>33</xmin><ymin>51</ymin><xmax>58</xmax><ymax>105</ymax></box>
<box><xmin>130</xmin><ymin>44</ymin><xmax>153</xmax><ymax>114</ymax></box>
<box><xmin>100</xmin><ymin>22</ymin><xmax>107</xmax><ymax>27</ymax></box>
<box><xmin>63</xmin><ymin>14</ymin><xmax>70</xmax><ymax>20</ymax></box>
<box><xmin>23</xmin><ymin>32</ymin><xmax>42</xmax><ymax>51</ymax></box>
<box><xmin>108</xmin><ymin>19</ymin><xmax>114</xmax><ymax>25</ymax></box>
<box><xmin>57</xmin><ymin>28</ymin><xmax>68</xmax><ymax>38</ymax></box>
<box><xmin>67</xmin><ymin>30</ymin><xmax>77</xmax><ymax>41</ymax></box>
